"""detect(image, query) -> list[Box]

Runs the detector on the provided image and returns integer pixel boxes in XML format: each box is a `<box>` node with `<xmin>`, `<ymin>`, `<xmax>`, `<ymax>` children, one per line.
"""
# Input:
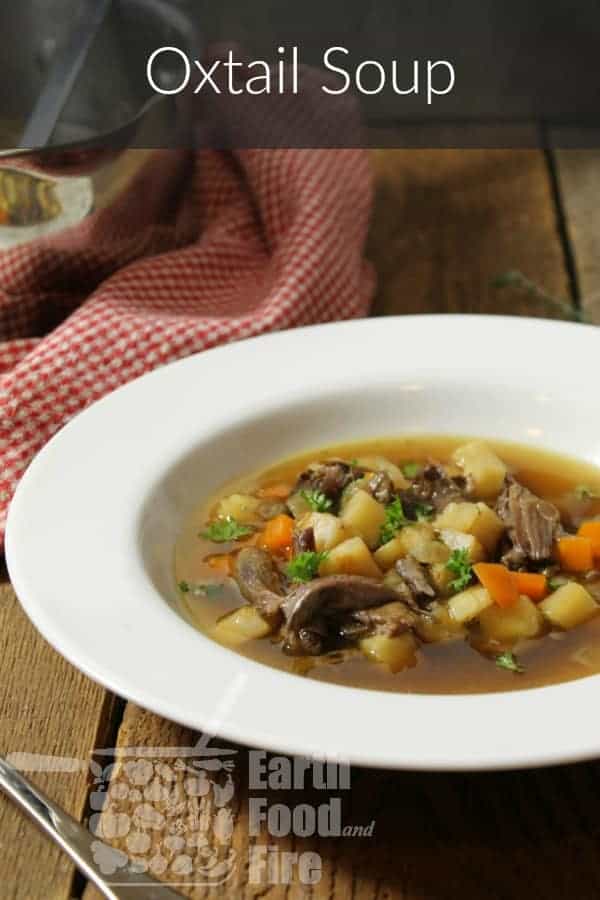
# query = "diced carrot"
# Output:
<box><xmin>512</xmin><ymin>571</ymin><xmax>548</xmax><ymax>602</ymax></box>
<box><xmin>208</xmin><ymin>554</ymin><xmax>233</xmax><ymax>575</ymax></box>
<box><xmin>261</xmin><ymin>514</ymin><xmax>295</xmax><ymax>554</ymax></box>
<box><xmin>473</xmin><ymin>562</ymin><xmax>519</xmax><ymax>608</ymax></box>
<box><xmin>258</xmin><ymin>483</ymin><xmax>293</xmax><ymax>500</ymax></box>
<box><xmin>556</xmin><ymin>535</ymin><xmax>594</xmax><ymax>572</ymax></box>
<box><xmin>577</xmin><ymin>521</ymin><xmax>600</xmax><ymax>557</ymax></box>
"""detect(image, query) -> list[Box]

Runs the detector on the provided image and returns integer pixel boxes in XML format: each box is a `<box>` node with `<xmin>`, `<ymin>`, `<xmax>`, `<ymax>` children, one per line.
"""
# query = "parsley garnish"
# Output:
<box><xmin>495</xmin><ymin>651</ymin><xmax>524</xmax><ymax>673</ymax></box>
<box><xmin>178</xmin><ymin>580</ymin><xmax>190</xmax><ymax>592</ymax></box>
<box><xmin>548</xmin><ymin>577</ymin><xmax>565</xmax><ymax>592</ymax></box>
<box><xmin>286</xmin><ymin>551</ymin><xmax>329</xmax><ymax>583</ymax></box>
<box><xmin>414</xmin><ymin>502</ymin><xmax>435</xmax><ymax>521</ymax></box>
<box><xmin>380</xmin><ymin>498</ymin><xmax>409</xmax><ymax>544</ymax></box>
<box><xmin>300</xmin><ymin>489</ymin><xmax>333</xmax><ymax>512</ymax></box>
<box><xmin>200</xmin><ymin>516</ymin><xmax>253</xmax><ymax>543</ymax></box>
<box><xmin>574</xmin><ymin>485</ymin><xmax>600</xmax><ymax>501</ymax></box>
<box><xmin>402</xmin><ymin>462</ymin><xmax>421</xmax><ymax>479</ymax></box>
<box><xmin>445</xmin><ymin>549</ymin><xmax>473</xmax><ymax>593</ymax></box>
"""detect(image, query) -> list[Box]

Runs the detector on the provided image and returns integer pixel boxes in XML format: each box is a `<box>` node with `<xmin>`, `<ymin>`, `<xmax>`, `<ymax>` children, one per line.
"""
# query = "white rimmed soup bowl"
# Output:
<box><xmin>7</xmin><ymin>315</ymin><xmax>600</xmax><ymax>770</ymax></box>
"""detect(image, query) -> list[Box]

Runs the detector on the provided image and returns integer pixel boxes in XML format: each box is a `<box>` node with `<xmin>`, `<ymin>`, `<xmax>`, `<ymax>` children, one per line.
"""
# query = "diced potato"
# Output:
<box><xmin>297</xmin><ymin>512</ymin><xmax>347</xmax><ymax>553</ymax></box>
<box><xmin>373</xmin><ymin>536</ymin><xmax>407</xmax><ymax>571</ymax></box>
<box><xmin>452</xmin><ymin>440</ymin><xmax>507</xmax><ymax>499</ymax></box>
<box><xmin>435</xmin><ymin>502</ymin><xmax>480</xmax><ymax>534</ymax></box>
<box><xmin>472</xmin><ymin>503</ymin><xmax>505</xmax><ymax>552</ymax></box>
<box><xmin>338</xmin><ymin>477</ymin><xmax>370</xmax><ymax>512</ymax></box>
<box><xmin>287</xmin><ymin>491</ymin><xmax>311</xmax><ymax>519</ymax></box>
<box><xmin>216</xmin><ymin>493</ymin><xmax>262</xmax><ymax>524</ymax></box>
<box><xmin>397</xmin><ymin>523</ymin><xmax>450</xmax><ymax>564</ymax></box>
<box><xmin>479</xmin><ymin>595</ymin><xmax>543</xmax><ymax>643</ymax></box>
<box><xmin>439</xmin><ymin>529</ymin><xmax>486</xmax><ymax>563</ymax></box>
<box><xmin>539</xmin><ymin>582</ymin><xmax>599</xmax><ymax>630</ymax></box>
<box><xmin>417</xmin><ymin>539</ymin><xmax>449</xmax><ymax>565</ymax></box>
<box><xmin>355</xmin><ymin>456</ymin><xmax>410</xmax><ymax>489</ymax></box>
<box><xmin>416</xmin><ymin>601</ymin><xmax>466</xmax><ymax>642</ymax></box>
<box><xmin>340</xmin><ymin>490</ymin><xmax>386</xmax><ymax>549</ymax></box>
<box><xmin>320</xmin><ymin>536</ymin><xmax>381</xmax><ymax>578</ymax></box>
<box><xmin>429</xmin><ymin>562</ymin><xmax>454</xmax><ymax>594</ymax></box>
<box><xmin>359</xmin><ymin>632</ymin><xmax>417</xmax><ymax>672</ymax></box>
<box><xmin>435</xmin><ymin>501</ymin><xmax>504</xmax><ymax>553</ymax></box>
<box><xmin>448</xmin><ymin>585</ymin><xmax>493</xmax><ymax>624</ymax></box>
<box><xmin>213</xmin><ymin>606</ymin><xmax>272</xmax><ymax>645</ymax></box>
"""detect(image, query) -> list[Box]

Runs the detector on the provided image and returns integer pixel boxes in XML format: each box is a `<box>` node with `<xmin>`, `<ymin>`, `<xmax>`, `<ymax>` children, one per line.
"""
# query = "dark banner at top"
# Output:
<box><xmin>2</xmin><ymin>0</ymin><xmax>600</xmax><ymax>152</ymax></box>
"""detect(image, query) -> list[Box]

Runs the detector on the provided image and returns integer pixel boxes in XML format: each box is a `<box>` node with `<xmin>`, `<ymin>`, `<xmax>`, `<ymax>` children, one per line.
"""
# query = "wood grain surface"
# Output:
<box><xmin>0</xmin><ymin>580</ymin><xmax>121</xmax><ymax>900</ymax></box>
<box><xmin>552</xmin><ymin>147</ymin><xmax>600</xmax><ymax>322</ymax></box>
<box><xmin>2</xmin><ymin>147</ymin><xmax>599</xmax><ymax>900</ymax></box>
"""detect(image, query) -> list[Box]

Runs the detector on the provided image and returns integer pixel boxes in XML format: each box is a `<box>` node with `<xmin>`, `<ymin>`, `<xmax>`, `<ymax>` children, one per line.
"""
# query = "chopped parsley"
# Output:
<box><xmin>200</xmin><ymin>516</ymin><xmax>253</xmax><ymax>543</ymax></box>
<box><xmin>402</xmin><ymin>461</ymin><xmax>421</xmax><ymax>479</ymax></box>
<box><xmin>380</xmin><ymin>498</ymin><xmax>410</xmax><ymax>544</ymax></box>
<box><xmin>300</xmin><ymin>489</ymin><xmax>333</xmax><ymax>512</ymax></box>
<box><xmin>445</xmin><ymin>548</ymin><xmax>473</xmax><ymax>593</ymax></box>
<box><xmin>178</xmin><ymin>580</ymin><xmax>224</xmax><ymax>599</ymax></box>
<box><xmin>286</xmin><ymin>551</ymin><xmax>329</xmax><ymax>583</ymax></box>
<box><xmin>574</xmin><ymin>485</ymin><xmax>600</xmax><ymax>501</ymax></box>
<box><xmin>495</xmin><ymin>651</ymin><xmax>524</xmax><ymax>674</ymax></box>
<box><xmin>414</xmin><ymin>502</ymin><xmax>435</xmax><ymax>521</ymax></box>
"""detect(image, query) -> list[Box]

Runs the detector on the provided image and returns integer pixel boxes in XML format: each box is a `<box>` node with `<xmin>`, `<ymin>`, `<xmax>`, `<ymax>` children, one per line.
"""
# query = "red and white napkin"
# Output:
<box><xmin>0</xmin><ymin>148</ymin><xmax>374</xmax><ymax>543</ymax></box>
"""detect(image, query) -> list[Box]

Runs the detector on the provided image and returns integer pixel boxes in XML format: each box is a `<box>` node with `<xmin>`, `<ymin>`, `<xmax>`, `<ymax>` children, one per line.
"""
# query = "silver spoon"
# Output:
<box><xmin>0</xmin><ymin>755</ymin><xmax>183</xmax><ymax>899</ymax></box>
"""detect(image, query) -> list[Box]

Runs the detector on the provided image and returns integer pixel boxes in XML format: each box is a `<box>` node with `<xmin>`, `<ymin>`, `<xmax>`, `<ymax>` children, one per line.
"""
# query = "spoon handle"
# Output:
<box><xmin>0</xmin><ymin>755</ymin><xmax>182</xmax><ymax>899</ymax></box>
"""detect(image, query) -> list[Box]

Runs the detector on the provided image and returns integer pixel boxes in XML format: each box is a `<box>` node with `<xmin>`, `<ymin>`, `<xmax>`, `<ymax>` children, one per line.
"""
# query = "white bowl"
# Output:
<box><xmin>6</xmin><ymin>315</ymin><xmax>600</xmax><ymax>770</ymax></box>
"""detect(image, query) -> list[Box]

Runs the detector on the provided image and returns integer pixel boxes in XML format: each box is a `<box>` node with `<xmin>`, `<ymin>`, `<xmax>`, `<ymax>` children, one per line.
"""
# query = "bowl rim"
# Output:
<box><xmin>7</xmin><ymin>314</ymin><xmax>600</xmax><ymax>771</ymax></box>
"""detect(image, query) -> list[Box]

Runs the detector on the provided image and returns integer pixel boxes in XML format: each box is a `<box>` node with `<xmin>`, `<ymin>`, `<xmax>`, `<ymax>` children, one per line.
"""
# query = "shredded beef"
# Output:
<box><xmin>496</xmin><ymin>476</ymin><xmax>562</xmax><ymax>566</ymax></box>
<box><xmin>401</xmin><ymin>463</ymin><xmax>470</xmax><ymax>515</ymax></box>
<box><xmin>367</xmin><ymin>471</ymin><xmax>395</xmax><ymax>505</ymax></box>
<box><xmin>395</xmin><ymin>556</ymin><xmax>436</xmax><ymax>604</ymax></box>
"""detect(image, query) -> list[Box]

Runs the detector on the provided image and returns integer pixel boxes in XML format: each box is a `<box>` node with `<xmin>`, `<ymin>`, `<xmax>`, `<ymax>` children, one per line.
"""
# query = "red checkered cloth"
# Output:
<box><xmin>0</xmin><ymin>149</ymin><xmax>374</xmax><ymax>544</ymax></box>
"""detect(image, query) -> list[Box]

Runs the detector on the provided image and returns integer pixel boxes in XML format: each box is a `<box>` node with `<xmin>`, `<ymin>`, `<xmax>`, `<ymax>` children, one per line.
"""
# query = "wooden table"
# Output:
<box><xmin>2</xmin><ymin>147</ymin><xmax>600</xmax><ymax>900</ymax></box>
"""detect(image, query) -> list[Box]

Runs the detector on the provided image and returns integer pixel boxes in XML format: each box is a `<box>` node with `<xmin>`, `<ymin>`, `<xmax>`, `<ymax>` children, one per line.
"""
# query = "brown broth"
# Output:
<box><xmin>174</xmin><ymin>435</ymin><xmax>600</xmax><ymax>694</ymax></box>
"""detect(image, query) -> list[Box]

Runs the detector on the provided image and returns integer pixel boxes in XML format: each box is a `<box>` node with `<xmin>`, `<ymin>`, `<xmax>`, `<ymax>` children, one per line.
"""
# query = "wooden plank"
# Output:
<box><xmin>552</xmin><ymin>146</ymin><xmax>600</xmax><ymax>322</ymax></box>
<box><xmin>81</xmin><ymin>147</ymin><xmax>590</xmax><ymax>900</ymax></box>
<box><xmin>367</xmin><ymin>148</ymin><xmax>571</xmax><ymax>316</ymax></box>
<box><xmin>0</xmin><ymin>579</ymin><xmax>118</xmax><ymax>900</ymax></box>
<box><xmin>82</xmin><ymin>711</ymin><xmax>600</xmax><ymax>900</ymax></box>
